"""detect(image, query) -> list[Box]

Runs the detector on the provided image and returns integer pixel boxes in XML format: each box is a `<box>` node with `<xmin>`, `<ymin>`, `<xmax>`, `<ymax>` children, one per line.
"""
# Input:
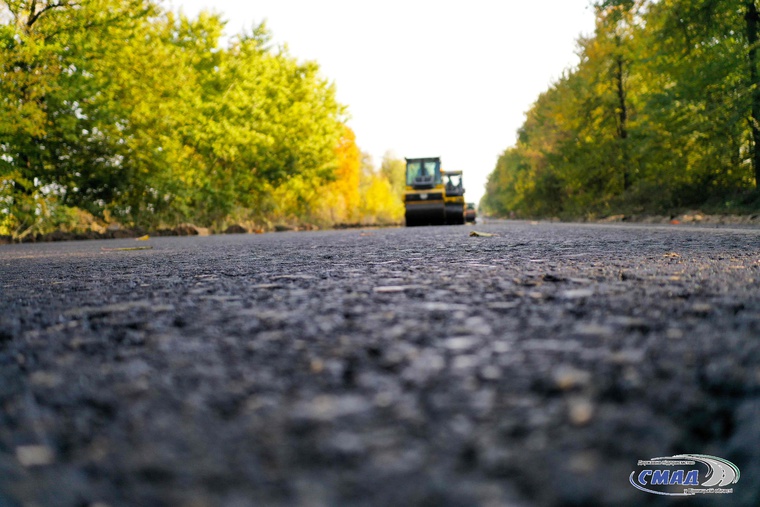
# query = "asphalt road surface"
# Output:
<box><xmin>1</xmin><ymin>220</ymin><xmax>759</xmax><ymax>507</ymax></box>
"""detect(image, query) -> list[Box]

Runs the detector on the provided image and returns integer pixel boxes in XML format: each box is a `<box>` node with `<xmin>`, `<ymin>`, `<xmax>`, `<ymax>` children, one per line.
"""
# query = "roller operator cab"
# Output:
<box><xmin>404</xmin><ymin>157</ymin><xmax>445</xmax><ymax>226</ymax></box>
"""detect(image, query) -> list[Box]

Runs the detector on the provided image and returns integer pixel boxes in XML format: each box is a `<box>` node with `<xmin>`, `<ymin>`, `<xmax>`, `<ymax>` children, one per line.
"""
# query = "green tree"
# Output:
<box><xmin>0</xmin><ymin>0</ymin><xmax>160</xmax><ymax>236</ymax></box>
<box><xmin>484</xmin><ymin>0</ymin><xmax>760</xmax><ymax>219</ymax></box>
<box><xmin>181</xmin><ymin>24</ymin><xmax>345</xmax><ymax>226</ymax></box>
<box><xmin>1</xmin><ymin>2</ymin><xmax>353</xmax><ymax>235</ymax></box>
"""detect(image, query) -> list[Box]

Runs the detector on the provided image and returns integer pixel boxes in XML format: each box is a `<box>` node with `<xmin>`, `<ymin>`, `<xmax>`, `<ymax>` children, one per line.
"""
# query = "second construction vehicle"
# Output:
<box><xmin>442</xmin><ymin>170</ymin><xmax>465</xmax><ymax>225</ymax></box>
<box><xmin>404</xmin><ymin>157</ymin><xmax>465</xmax><ymax>226</ymax></box>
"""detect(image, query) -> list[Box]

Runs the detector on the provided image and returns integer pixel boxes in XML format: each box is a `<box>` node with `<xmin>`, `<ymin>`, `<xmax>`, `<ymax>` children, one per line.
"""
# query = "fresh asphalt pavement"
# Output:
<box><xmin>1</xmin><ymin>220</ymin><xmax>759</xmax><ymax>506</ymax></box>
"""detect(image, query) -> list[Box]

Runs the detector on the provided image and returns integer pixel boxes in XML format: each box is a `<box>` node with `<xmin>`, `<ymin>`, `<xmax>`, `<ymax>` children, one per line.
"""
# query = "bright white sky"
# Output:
<box><xmin>170</xmin><ymin>0</ymin><xmax>597</xmax><ymax>204</ymax></box>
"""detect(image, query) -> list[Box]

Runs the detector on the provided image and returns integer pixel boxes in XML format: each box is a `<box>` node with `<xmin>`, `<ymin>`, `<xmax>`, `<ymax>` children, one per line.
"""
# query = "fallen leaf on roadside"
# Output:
<box><xmin>469</xmin><ymin>231</ymin><xmax>496</xmax><ymax>237</ymax></box>
<box><xmin>101</xmin><ymin>246</ymin><xmax>154</xmax><ymax>252</ymax></box>
<box><xmin>136</xmin><ymin>235</ymin><xmax>150</xmax><ymax>241</ymax></box>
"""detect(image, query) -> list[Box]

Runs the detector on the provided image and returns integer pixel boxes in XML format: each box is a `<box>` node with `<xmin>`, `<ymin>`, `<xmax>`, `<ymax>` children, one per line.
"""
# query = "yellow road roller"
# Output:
<box><xmin>442</xmin><ymin>170</ymin><xmax>465</xmax><ymax>225</ymax></box>
<box><xmin>404</xmin><ymin>157</ymin><xmax>446</xmax><ymax>226</ymax></box>
<box><xmin>404</xmin><ymin>157</ymin><xmax>468</xmax><ymax>226</ymax></box>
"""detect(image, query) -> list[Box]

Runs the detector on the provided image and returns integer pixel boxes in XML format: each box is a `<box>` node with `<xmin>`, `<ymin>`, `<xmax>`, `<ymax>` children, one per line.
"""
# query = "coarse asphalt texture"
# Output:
<box><xmin>1</xmin><ymin>220</ymin><xmax>759</xmax><ymax>507</ymax></box>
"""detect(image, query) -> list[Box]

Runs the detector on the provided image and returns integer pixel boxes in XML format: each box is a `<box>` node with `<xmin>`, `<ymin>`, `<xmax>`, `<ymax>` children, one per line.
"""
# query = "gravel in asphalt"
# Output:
<box><xmin>1</xmin><ymin>221</ymin><xmax>759</xmax><ymax>506</ymax></box>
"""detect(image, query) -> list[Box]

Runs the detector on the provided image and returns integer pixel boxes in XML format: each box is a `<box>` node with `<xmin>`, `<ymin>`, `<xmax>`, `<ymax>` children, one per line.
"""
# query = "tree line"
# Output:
<box><xmin>483</xmin><ymin>0</ymin><xmax>760</xmax><ymax>219</ymax></box>
<box><xmin>0</xmin><ymin>0</ymin><xmax>403</xmax><ymax>240</ymax></box>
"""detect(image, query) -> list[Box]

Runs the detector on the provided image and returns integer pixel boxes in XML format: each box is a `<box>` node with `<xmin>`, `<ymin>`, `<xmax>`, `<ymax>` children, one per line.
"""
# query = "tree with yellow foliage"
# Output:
<box><xmin>315</xmin><ymin>127</ymin><xmax>361</xmax><ymax>224</ymax></box>
<box><xmin>357</xmin><ymin>153</ymin><xmax>404</xmax><ymax>225</ymax></box>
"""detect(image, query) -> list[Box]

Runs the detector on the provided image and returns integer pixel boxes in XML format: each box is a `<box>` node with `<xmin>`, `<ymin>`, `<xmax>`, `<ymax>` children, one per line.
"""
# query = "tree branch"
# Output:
<box><xmin>26</xmin><ymin>1</ymin><xmax>70</xmax><ymax>28</ymax></box>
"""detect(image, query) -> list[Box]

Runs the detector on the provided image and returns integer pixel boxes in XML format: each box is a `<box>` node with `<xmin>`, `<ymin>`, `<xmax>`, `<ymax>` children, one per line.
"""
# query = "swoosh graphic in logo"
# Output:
<box><xmin>670</xmin><ymin>454</ymin><xmax>740</xmax><ymax>487</ymax></box>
